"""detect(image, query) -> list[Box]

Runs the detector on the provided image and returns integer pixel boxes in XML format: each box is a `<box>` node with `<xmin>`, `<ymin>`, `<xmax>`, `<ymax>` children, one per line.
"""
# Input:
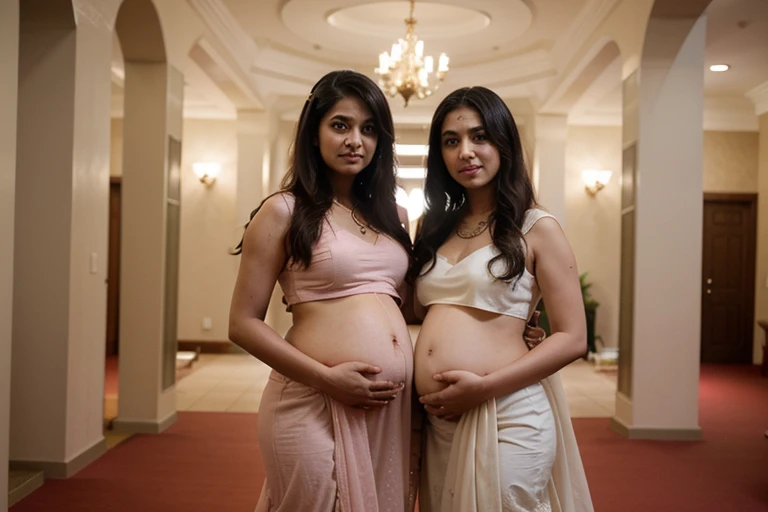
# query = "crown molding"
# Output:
<box><xmin>551</xmin><ymin>0</ymin><xmax>621</xmax><ymax>70</ymax></box>
<box><xmin>746</xmin><ymin>80</ymin><xmax>768</xmax><ymax>116</ymax></box>
<box><xmin>187</xmin><ymin>0</ymin><xmax>258</xmax><ymax>71</ymax></box>
<box><xmin>568</xmin><ymin>97</ymin><xmax>759</xmax><ymax>132</ymax></box>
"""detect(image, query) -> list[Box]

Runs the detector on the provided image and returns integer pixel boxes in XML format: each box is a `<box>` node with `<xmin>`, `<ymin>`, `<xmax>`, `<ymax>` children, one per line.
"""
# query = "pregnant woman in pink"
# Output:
<box><xmin>229</xmin><ymin>70</ymin><xmax>418</xmax><ymax>511</ymax></box>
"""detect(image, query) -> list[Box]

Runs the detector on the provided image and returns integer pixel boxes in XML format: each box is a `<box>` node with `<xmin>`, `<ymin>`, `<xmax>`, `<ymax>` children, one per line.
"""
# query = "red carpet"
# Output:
<box><xmin>576</xmin><ymin>364</ymin><xmax>768</xmax><ymax>511</ymax></box>
<box><xmin>12</xmin><ymin>413</ymin><xmax>264</xmax><ymax>512</ymax></box>
<box><xmin>12</xmin><ymin>364</ymin><xmax>768</xmax><ymax>512</ymax></box>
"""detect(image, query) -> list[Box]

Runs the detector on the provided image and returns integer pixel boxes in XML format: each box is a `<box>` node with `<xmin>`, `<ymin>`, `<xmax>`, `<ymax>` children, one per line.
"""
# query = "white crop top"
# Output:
<box><xmin>416</xmin><ymin>209</ymin><xmax>555</xmax><ymax>320</ymax></box>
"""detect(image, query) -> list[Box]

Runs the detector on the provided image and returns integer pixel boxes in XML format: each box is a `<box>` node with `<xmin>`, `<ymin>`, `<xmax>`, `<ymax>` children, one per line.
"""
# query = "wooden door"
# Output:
<box><xmin>701</xmin><ymin>193</ymin><xmax>757</xmax><ymax>363</ymax></box>
<box><xmin>106</xmin><ymin>177</ymin><xmax>121</xmax><ymax>356</ymax></box>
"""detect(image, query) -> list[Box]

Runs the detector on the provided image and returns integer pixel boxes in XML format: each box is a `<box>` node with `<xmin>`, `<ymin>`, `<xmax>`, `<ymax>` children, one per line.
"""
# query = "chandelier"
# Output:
<box><xmin>375</xmin><ymin>0</ymin><xmax>449</xmax><ymax>107</ymax></box>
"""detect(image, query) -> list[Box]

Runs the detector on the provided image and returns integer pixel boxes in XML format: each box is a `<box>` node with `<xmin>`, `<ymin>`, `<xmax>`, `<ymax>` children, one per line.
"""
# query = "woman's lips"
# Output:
<box><xmin>341</xmin><ymin>153</ymin><xmax>363</xmax><ymax>163</ymax></box>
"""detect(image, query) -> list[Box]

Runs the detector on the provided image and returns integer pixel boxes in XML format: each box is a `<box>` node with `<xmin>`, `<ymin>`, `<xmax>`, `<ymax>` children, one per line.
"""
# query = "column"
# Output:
<box><xmin>236</xmin><ymin>109</ymin><xmax>269</xmax><ymax>225</ymax></box>
<box><xmin>11</xmin><ymin>0</ymin><xmax>113</xmax><ymax>477</ymax></box>
<box><xmin>533</xmin><ymin>115</ymin><xmax>568</xmax><ymax>228</ymax></box>
<box><xmin>614</xmin><ymin>14</ymin><xmax>707</xmax><ymax>440</ymax></box>
<box><xmin>0</xmin><ymin>0</ymin><xmax>19</xmax><ymax>505</ymax></box>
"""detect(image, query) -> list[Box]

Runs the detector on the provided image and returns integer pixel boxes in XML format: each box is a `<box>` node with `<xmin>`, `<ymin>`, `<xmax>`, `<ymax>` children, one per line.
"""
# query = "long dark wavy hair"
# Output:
<box><xmin>233</xmin><ymin>70</ymin><xmax>412</xmax><ymax>267</ymax></box>
<box><xmin>411</xmin><ymin>86</ymin><xmax>537</xmax><ymax>282</ymax></box>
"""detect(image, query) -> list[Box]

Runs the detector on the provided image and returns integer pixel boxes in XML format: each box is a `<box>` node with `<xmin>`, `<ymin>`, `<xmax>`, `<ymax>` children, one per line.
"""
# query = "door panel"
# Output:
<box><xmin>701</xmin><ymin>196</ymin><xmax>756</xmax><ymax>363</ymax></box>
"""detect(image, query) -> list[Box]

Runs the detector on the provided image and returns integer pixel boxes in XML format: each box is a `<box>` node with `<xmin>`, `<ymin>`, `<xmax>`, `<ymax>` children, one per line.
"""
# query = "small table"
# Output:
<box><xmin>759</xmin><ymin>320</ymin><xmax>768</xmax><ymax>377</ymax></box>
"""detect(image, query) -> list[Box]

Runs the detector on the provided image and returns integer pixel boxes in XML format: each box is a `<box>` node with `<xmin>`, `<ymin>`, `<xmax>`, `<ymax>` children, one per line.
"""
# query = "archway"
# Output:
<box><xmin>112</xmin><ymin>0</ymin><xmax>180</xmax><ymax>434</ymax></box>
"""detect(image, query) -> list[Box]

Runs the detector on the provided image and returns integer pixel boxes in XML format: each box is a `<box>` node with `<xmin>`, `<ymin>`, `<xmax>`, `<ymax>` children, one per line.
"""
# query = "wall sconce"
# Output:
<box><xmin>192</xmin><ymin>162</ymin><xmax>221</xmax><ymax>186</ymax></box>
<box><xmin>581</xmin><ymin>169</ymin><xmax>612</xmax><ymax>195</ymax></box>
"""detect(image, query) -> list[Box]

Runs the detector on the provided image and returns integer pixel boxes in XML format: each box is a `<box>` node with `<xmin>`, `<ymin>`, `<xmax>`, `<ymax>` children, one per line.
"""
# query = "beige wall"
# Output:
<box><xmin>178</xmin><ymin>119</ymin><xmax>240</xmax><ymax>342</ymax></box>
<box><xmin>111</xmin><ymin>117</ymin><xmax>257</xmax><ymax>344</ymax></box>
<box><xmin>565</xmin><ymin>127</ymin><xmax>761</xmax><ymax>353</ymax></box>
<box><xmin>565</xmin><ymin>126</ymin><xmax>622</xmax><ymax>349</ymax></box>
<box><xmin>1</xmin><ymin>1</ymin><xmax>19</xmax><ymax>506</ymax></box>
<box><xmin>756</xmin><ymin>114</ymin><xmax>768</xmax><ymax>363</ymax></box>
<box><xmin>703</xmin><ymin>131</ymin><xmax>759</xmax><ymax>192</ymax></box>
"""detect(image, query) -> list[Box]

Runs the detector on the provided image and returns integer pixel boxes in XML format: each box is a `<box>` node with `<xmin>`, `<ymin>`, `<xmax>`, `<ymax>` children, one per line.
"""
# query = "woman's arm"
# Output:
<box><xmin>229</xmin><ymin>194</ymin><xmax>403</xmax><ymax>408</ymax></box>
<box><xmin>420</xmin><ymin>217</ymin><xmax>586</xmax><ymax>416</ymax></box>
<box><xmin>482</xmin><ymin>216</ymin><xmax>587</xmax><ymax>390</ymax></box>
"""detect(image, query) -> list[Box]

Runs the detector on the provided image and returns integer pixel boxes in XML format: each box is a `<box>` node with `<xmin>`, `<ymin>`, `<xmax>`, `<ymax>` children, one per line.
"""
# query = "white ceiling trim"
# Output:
<box><xmin>568</xmin><ymin>59</ymin><xmax>622</xmax><ymax>118</ymax></box>
<box><xmin>550</xmin><ymin>0</ymin><xmax>621</xmax><ymax>71</ymax></box>
<box><xmin>187</xmin><ymin>0</ymin><xmax>259</xmax><ymax>71</ymax></box>
<box><xmin>746</xmin><ymin>80</ymin><xmax>768</xmax><ymax>117</ymax></box>
<box><xmin>703</xmin><ymin>108</ymin><xmax>759</xmax><ymax>131</ymax></box>
<box><xmin>251</xmin><ymin>45</ymin><xmax>337</xmax><ymax>86</ymax></box>
<box><xmin>569</xmin><ymin>101</ymin><xmax>759</xmax><ymax>132</ymax></box>
<box><xmin>195</xmin><ymin>38</ymin><xmax>264</xmax><ymax>109</ymax></box>
<box><xmin>184</xmin><ymin>59</ymin><xmax>237</xmax><ymax>117</ymax></box>
<box><xmin>568</xmin><ymin>111</ymin><xmax>622</xmax><ymax>126</ymax></box>
<box><xmin>187</xmin><ymin>0</ymin><xmax>268</xmax><ymax>108</ymax></box>
<box><xmin>540</xmin><ymin>34</ymin><xmax>617</xmax><ymax>114</ymax></box>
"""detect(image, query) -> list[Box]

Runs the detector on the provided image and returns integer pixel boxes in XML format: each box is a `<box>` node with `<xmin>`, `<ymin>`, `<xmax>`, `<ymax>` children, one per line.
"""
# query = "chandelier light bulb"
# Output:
<box><xmin>374</xmin><ymin>0</ymin><xmax>450</xmax><ymax>106</ymax></box>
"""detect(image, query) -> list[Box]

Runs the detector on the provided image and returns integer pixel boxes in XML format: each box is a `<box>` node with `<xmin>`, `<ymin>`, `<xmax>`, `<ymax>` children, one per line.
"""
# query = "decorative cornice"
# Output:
<box><xmin>73</xmin><ymin>0</ymin><xmax>113</xmax><ymax>31</ymax></box>
<box><xmin>746</xmin><ymin>80</ymin><xmax>768</xmax><ymax>116</ymax></box>
<box><xmin>568</xmin><ymin>99</ymin><xmax>759</xmax><ymax>132</ymax></box>
<box><xmin>551</xmin><ymin>0</ymin><xmax>621</xmax><ymax>70</ymax></box>
<box><xmin>187</xmin><ymin>0</ymin><xmax>258</xmax><ymax>71</ymax></box>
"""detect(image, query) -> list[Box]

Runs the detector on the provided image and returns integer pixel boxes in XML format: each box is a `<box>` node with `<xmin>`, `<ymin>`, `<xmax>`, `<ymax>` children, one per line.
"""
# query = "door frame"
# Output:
<box><xmin>106</xmin><ymin>176</ymin><xmax>122</xmax><ymax>356</ymax></box>
<box><xmin>701</xmin><ymin>192</ymin><xmax>758</xmax><ymax>363</ymax></box>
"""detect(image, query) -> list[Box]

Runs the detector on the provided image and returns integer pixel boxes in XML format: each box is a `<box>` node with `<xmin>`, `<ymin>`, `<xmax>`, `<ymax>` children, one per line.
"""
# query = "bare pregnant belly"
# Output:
<box><xmin>414</xmin><ymin>305</ymin><xmax>529</xmax><ymax>396</ymax></box>
<box><xmin>286</xmin><ymin>294</ymin><xmax>412</xmax><ymax>385</ymax></box>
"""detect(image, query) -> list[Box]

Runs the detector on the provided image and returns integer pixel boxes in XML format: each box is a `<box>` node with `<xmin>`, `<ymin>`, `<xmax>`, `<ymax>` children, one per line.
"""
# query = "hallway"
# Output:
<box><xmin>10</xmin><ymin>364</ymin><xmax>768</xmax><ymax>511</ymax></box>
<box><xmin>167</xmin><ymin>354</ymin><xmax>618</xmax><ymax>418</ymax></box>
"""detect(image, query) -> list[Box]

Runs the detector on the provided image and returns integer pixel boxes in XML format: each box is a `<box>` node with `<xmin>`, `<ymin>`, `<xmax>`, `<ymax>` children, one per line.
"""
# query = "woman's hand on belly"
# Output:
<box><xmin>418</xmin><ymin>369</ymin><xmax>490</xmax><ymax>420</ymax></box>
<box><xmin>319</xmin><ymin>361</ymin><xmax>405</xmax><ymax>409</ymax></box>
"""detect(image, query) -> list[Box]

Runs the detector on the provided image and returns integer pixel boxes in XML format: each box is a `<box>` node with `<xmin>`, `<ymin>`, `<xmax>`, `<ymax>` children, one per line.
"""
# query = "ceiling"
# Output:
<box><xmin>703</xmin><ymin>0</ymin><xmax>768</xmax><ymax>97</ymax></box>
<box><xmin>224</xmin><ymin>0</ymin><xmax>585</xmax><ymax>66</ymax></box>
<box><xmin>220</xmin><ymin>0</ymin><xmax>595</xmax><ymax>115</ymax></box>
<box><xmin>569</xmin><ymin>0</ymin><xmax>768</xmax><ymax>128</ymax></box>
<box><xmin>110</xmin><ymin>0</ymin><xmax>768</xmax><ymax>129</ymax></box>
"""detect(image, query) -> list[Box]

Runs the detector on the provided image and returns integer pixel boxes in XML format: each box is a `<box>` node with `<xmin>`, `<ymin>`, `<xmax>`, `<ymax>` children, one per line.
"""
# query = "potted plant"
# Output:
<box><xmin>534</xmin><ymin>272</ymin><xmax>600</xmax><ymax>357</ymax></box>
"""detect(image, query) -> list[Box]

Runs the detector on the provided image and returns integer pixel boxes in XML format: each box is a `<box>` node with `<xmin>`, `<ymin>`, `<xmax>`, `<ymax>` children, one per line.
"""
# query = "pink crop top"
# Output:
<box><xmin>277</xmin><ymin>196</ymin><xmax>409</xmax><ymax>306</ymax></box>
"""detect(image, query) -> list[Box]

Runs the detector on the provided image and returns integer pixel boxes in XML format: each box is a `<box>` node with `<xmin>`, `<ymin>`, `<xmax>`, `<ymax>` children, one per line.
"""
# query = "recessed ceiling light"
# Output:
<box><xmin>709</xmin><ymin>64</ymin><xmax>730</xmax><ymax>72</ymax></box>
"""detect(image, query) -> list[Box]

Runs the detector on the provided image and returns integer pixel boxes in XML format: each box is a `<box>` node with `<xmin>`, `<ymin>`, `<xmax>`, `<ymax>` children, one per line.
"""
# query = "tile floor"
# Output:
<box><xmin>175</xmin><ymin>353</ymin><xmax>272</xmax><ymax>413</ymax></box>
<box><xmin>174</xmin><ymin>352</ymin><xmax>618</xmax><ymax>418</ymax></box>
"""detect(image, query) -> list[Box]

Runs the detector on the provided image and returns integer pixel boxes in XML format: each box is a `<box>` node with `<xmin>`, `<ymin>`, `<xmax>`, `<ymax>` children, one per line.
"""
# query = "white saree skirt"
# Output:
<box><xmin>420</xmin><ymin>374</ymin><xmax>594</xmax><ymax>512</ymax></box>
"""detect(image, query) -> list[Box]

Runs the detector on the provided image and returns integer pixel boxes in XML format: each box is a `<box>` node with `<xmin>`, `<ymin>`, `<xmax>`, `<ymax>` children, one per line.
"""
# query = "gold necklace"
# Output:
<box><xmin>456</xmin><ymin>218</ymin><xmax>489</xmax><ymax>239</ymax></box>
<box><xmin>456</xmin><ymin>206</ymin><xmax>493</xmax><ymax>239</ymax></box>
<box><xmin>333</xmin><ymin>199</ymin><xmax>379</xmax><ymax>235</ymax></box>
<box><xmin>456</xmin><ymin>209</ymin><xmax>492</xmax><ymax>239</ymax></box>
